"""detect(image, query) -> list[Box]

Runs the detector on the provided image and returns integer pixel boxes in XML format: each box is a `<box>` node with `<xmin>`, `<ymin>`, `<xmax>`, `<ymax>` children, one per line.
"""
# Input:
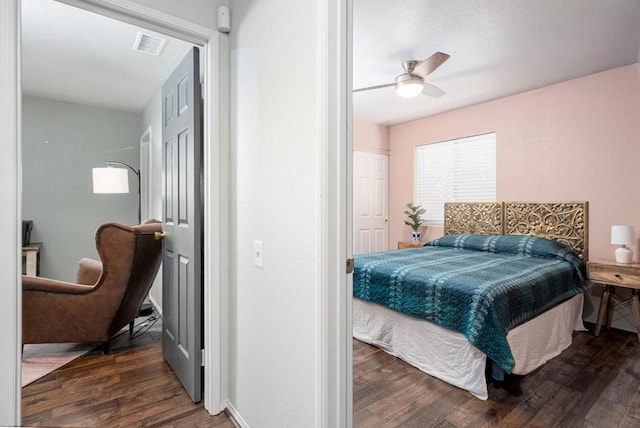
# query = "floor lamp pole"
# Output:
<box><xmin>105</xmin><ymin>160</ymin><xmax>152</xmax><ymax>317</ymax></box>
<box><xmin>106</xmin><ymin>160</ymin><xmax>141</xmax><ymax>224</ymax></box>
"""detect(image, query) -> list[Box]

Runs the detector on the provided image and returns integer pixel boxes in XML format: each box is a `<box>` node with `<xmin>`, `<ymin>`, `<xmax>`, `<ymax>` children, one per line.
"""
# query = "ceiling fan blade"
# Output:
<box><xmin>412</xmin><ymin>52</ymin><xmax>450</xmax><ymax>78</ymax></box>
<box><xmin>353</xmin><ymin>82</ymin><xmax>395</xmax><ymax>93</ymax></box>
<box><xmin>422</xmin><ymin>82</ymin><xmax>446</xmax><ymax>98</ymax></box>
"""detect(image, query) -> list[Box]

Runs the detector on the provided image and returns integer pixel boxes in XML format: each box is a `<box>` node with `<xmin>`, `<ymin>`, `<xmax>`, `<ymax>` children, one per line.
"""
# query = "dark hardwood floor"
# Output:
<box><xmin>21</xmin><ymin>314</ymin><xmax>235</xmax><ymax>428</ymax></box>
<box><xmin>354</xmin><ymin>325</ymin><xmax>640</xmax><ymax>427</ymax></box>
<box><xmin>23</xmin><ymin>315</ymin><xmax>640</xmax><ymax>427</ymax></box>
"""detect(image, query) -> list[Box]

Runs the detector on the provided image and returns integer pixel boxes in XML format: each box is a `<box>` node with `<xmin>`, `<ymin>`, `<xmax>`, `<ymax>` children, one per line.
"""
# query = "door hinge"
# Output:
<box><xmin>346</xmin><ymin>258</ymin><xmax>354</xmax><ymax>274</ymax></box>
<box><xmin>201</xmin><ymin>348</ymin><xmax>206</xmax><ymax>366</ymax></box>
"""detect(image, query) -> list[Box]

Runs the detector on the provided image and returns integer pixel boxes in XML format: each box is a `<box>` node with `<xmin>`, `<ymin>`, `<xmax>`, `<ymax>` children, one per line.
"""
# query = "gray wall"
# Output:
<box><xmin>22</xmin><ymin>95</ymin><xmax>140</xmax><ymax>282</ymax></box>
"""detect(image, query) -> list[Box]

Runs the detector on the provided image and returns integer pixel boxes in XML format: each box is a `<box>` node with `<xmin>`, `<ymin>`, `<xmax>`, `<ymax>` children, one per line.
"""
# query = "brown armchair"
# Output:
<box><xmin>22</xmin><ymin>219</ymin><xmax>163</xmax><ymax>353</ymax></box>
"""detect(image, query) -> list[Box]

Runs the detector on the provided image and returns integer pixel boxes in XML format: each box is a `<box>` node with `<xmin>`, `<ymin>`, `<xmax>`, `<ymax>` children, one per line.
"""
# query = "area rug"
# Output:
<box><xmin>22</xmin><ymin>343</ymin><xmax>95</xmax><ymax>387</ymax></box>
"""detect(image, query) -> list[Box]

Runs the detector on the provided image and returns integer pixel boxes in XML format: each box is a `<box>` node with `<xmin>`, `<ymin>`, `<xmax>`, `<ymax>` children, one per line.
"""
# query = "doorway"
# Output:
<box><xmin>16</xmin><ymin>0</ymin><xmax>226</xmax><ymax>418</ymax></box>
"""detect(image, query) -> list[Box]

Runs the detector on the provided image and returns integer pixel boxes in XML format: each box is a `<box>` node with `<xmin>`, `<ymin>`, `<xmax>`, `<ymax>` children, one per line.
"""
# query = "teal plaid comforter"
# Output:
<box><xmin>353</xmin><ymin>234</ymin><xmax>586</xmax><ymax>372</ymax></box>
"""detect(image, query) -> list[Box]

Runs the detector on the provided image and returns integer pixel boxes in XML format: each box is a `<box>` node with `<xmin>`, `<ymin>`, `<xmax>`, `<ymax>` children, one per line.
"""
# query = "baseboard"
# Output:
<box><xmin>148</xmin><ymin>294</ymin><xmax>162</xmax><ymax>316</ymax></box>
<box><xmin>222</xmin><ymin>400</ymin><xmax>249</xmax><ymax>428</ymax></box>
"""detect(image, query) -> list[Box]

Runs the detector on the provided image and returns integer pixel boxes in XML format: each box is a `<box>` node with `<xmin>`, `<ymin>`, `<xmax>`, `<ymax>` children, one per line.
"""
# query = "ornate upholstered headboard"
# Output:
<box><xmin>444</xmin><ymin>201</ymin><xmax>588</xmax><ymax>260</ymax></box>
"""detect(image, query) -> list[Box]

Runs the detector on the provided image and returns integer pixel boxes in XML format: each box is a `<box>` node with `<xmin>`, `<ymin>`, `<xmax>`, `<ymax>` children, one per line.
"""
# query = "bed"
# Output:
<box><xmin>353</xmin><ymin>201</ymin><xmax>588</xmax><ymax>399</ymax></box>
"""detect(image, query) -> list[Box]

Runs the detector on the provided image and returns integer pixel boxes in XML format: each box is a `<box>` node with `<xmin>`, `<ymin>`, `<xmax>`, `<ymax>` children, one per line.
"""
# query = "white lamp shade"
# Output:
<box><xmin>611</xmin><ymin>225</ymin><xmax>636</xmax><ymax>246</ymax></box>
<box><xmin>92</xmin><ymin>167</ymin><xmax>129</xmax><ymax>193</ymax></box>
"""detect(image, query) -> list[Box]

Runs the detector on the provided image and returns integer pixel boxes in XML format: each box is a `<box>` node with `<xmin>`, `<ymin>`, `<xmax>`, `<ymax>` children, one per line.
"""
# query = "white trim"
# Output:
<box><xmin>316</xmin><ymin>0</ymin><xmax>352</xmax><ymax>426</ymax></box>
<box><xmin>222</xmin><ymin>399</ymin><xmax>250</xmax><ymax>428</ymax></box>
<box><xmin>351</xmin><ymin>145</ymin><xmax>389</xmax><ymax>156</ymax></box>
<box><xmin>9</xmin><ymin>0</ymin><xmax>227</xmax><ymax>419</ymax></box>
<box><xmin>0</xmin><ymin>1</ymin><xmax>21</xmax><ymax>425</ymax></box>
<box><xmin>202</xmin><ymin>26</ymin><xmax>229</xmax><ymax>416</ymax></box>
<box><xmin>56</xmin><ymin>0</ymin><xmax>216</xmax><ymax>42</ymax></box>
<box><xmin>148</xmin><ymin>293</ymin><xmax>162</xmax><ymax>316</ymax></box>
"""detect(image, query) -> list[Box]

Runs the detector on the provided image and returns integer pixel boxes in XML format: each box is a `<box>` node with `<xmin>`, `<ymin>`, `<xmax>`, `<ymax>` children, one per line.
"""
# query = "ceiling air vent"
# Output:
<box><xmin>133</xmin><ymin>32</ymin><xmax>167</xmax><ymax>56</ymax></box>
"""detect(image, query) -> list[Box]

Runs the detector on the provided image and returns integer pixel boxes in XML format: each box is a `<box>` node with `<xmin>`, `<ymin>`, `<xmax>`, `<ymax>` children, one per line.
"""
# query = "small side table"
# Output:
<box><xmin>22</xmin><ymin>243</ymin><xmax>42</xmax><ymax>276</ymax></box>
<box><xmin>586</xmin><ymin>259</ymin><xmax>640</xmax><ymax>341</ymax></box>
<box><xmin>398</xmin><ymin>241</ymin><xmax>424</xmax><ymax>249</ymax></box>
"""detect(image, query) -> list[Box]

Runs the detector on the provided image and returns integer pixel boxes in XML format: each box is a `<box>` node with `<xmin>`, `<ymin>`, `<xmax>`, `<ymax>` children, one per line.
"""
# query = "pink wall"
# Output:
<box><xmin>388</xmin><ymin>64</ymin><xmax>640</xmax><ymax>323</ymax></box>
<box><xmin>389</xmin><ymin>64</ymin><xmax>640</xmax><ymax>254</ymax></box>
<box><xmin>353</xmin><ymin>119</ymin><xmax>390</xmax><ymax>153</ymax></box>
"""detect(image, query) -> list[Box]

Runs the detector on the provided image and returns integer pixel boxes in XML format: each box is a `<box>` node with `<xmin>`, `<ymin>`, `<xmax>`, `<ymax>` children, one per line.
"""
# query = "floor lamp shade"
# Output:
<box><xmin>92</xmin><ymin>167</ymin><xmax>130</xmax><ymax>194</ymax></box>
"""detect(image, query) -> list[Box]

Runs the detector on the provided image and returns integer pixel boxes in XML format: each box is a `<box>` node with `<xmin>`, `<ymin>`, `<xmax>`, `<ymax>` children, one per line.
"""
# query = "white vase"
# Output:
<box><xmin>411</xmin><ymin>231</ymin><xmax>421</xmax><ymax>242</ymax></box>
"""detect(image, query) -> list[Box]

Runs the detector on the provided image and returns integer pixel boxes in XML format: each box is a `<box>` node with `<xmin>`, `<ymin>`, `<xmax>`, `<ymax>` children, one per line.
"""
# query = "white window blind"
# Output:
<box><xmin>415</xmin><ymin>133</ymin><xmax>496</xmax><ymax>225</ymax></box>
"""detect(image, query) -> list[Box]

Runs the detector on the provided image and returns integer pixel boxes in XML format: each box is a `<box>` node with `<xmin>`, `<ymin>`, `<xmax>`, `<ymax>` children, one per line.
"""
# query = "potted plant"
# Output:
<box><xmin>404</xmin><ymin>202</ymin><xmax>426</xmax><ymax>242</ymax></box>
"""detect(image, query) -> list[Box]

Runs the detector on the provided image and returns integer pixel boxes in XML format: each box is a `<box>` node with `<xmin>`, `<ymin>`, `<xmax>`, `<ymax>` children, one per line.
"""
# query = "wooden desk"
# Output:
<box><xmin>587</xmin><ymin>259</ymin><xmax>640</xmax><ymax>341</ymax></box>
<box><xmin>22</xmin><ymin>243</ymin><xmax>42</xmax><ymax>276</ymax></box>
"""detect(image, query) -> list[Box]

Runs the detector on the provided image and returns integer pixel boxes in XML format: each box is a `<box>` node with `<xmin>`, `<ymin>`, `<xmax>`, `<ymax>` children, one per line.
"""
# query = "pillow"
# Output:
<box><xmin>426</xmin><ymin>233</ymin><xmax>583</xmax><ymax>267</ymax></box>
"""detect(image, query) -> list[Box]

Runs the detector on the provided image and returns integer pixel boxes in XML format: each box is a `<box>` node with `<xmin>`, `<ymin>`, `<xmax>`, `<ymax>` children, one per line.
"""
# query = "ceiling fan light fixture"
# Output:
<box><xmin>395</xmin><ymin>74</ymin><xmax>423</xmax><ymax>98</ymax></box>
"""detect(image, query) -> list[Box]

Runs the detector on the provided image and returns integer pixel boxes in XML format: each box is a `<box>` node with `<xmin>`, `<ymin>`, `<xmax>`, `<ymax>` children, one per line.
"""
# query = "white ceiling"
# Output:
<box><xmin>21</xmin><ymin>1</ymin><xmax>640</xmax><ymax>122</ymax></box>
<box><xmin>21</xmin><ymin>0</ymin><xmax>193</xmax><ymax>113</ymax></box>
<box><xmin>353</xmin><ymin>0</ymin><xmax>640</xmax><ymax>125</ymax></box>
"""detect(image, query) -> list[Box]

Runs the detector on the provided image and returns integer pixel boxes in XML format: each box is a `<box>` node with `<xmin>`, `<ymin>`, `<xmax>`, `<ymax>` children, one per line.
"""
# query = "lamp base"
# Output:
<box><xmin>615</xmin><ymin>246</ymin><xmax>633</xmax><ymax>264</ymax></box>
<box><xmin>138</xmin><ymin>301</ymin><xmax>154</xmax><ymax>317</ymax></box>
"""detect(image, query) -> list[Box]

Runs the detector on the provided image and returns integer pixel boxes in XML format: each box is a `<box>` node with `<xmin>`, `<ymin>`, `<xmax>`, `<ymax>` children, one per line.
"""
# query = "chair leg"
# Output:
<box><xmin>103</xmin><ymin>340</ymin><xmax>110</xmax><ymax>355</ymax></box>
<box><xmin>129</xmin><ymin>320</ymin><xmax>134</xmax><ymax>335</ymax></box>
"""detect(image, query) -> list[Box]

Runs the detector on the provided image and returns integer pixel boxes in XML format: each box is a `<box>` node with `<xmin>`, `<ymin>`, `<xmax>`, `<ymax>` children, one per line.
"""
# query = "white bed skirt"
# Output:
<box><xmin>353</xmin><ymin>294</ymin><xmax>586</xmax><ymax>400</ymax></box>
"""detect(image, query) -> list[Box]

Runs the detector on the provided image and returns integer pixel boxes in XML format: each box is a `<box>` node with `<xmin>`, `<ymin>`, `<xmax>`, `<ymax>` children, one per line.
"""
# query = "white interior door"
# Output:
<box><xmin>353</xmin><ymin>151</ymin><xmax>388</xmax><ymax>254</ymax></box>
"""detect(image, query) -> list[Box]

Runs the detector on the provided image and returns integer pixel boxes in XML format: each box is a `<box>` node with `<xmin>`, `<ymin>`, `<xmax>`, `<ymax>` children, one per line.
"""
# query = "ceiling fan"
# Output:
<box><xmin>354</xmin><ymin>52</ymin><xmax>450</xmax><ymax>98</ymax></box>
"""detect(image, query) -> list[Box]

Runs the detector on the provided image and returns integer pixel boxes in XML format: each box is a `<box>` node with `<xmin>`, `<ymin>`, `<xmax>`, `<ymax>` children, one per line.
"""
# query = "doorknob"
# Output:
<box><xmin>385</xmin><ymin>218</ymin><xmax>388</xmax><ymax>223</ymax></box>
<box><xmin>155</xmin><ymin>231</ymin><xmax>167</xmax><ymax>240</ymax></box>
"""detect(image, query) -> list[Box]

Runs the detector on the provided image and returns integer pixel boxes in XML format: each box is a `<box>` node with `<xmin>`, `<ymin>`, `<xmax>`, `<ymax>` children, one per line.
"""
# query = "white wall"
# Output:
<box><xmin>121</xmin><ymin>0</ymin><xmax>223</xmax><ymax>30</ymax></box>
<box><xmin>22</xmin><ymin>95</ymin><xmax>140</xmax><ymax>282</ymax></box>
<box><xmin>228</xmin><ymin>1</ymin><xmax>321</xmax><ymax>426</ymax></box>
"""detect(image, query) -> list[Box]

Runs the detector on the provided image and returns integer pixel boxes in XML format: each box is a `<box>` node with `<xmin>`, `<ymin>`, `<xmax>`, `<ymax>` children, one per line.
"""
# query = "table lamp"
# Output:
<box><xmin>611</xmin><ymin>225</ymin><xmax>636</xmax><ymax>264</ymax></box>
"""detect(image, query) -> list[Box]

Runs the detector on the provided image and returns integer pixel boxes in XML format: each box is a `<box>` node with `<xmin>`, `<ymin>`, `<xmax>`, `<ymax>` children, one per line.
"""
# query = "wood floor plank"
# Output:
<box><xmin>619</xmin><ymin>385</ymin><xmax>640</xmax><ymax>428</ymax></box>
<box><xmin>521</xmin><ymin>385</ymin><xmax>581</xmax><ymax>428</ymax></box>
<box><xmin>354</xmin><ymin>325</ymin><xmax>640</xmax><ymax>428</ymax></box>
<box><xmin>22</xmin><ymin>317</ymin><xmax>640</xmax><ymax>427</ymax></box>
<box><xmin>22</xmin><ymin>315</ymin><xmax>234</xmax><ymax>428</ymax></box>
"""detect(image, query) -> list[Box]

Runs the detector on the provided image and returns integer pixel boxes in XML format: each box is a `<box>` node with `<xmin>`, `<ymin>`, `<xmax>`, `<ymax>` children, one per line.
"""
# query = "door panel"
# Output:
<box><xmin>162</xmin><ymin>46</ymin><xmax>203</xmax><ymax>403</ymax></box>
<box><xmin>353</xmin><ymin>151</ymin><xmax>388</xmax><ymax>254</ymax></box>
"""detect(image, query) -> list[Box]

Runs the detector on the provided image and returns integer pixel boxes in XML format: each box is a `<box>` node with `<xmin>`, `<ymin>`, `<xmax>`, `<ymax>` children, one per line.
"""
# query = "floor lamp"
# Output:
<box><xmin>92</xmin><ymin>161</ymin><xmax>152</xmax><ymax>317</ymax></box>
<box><xmin>92</xmin><ymin>161</ymin><xmax>141</xmax><ymax>225</ymax></box>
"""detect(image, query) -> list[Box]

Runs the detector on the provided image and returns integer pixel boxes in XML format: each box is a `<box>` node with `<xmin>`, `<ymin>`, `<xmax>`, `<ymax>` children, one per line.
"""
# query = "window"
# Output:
<box><xmin>415</xmin><ymin>133</ymin><xmax>496</xmax><ymax>225</ymax></box>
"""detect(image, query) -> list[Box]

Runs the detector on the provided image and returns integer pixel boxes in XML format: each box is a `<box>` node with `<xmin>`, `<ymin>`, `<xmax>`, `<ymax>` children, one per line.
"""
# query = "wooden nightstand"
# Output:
<box><xmin>398</xmin><ymin>241</ymin><xmax>424</xmax><ymax>249</ymax></box>
<box><xmin>587</xmin><ymin>259</ymin><xmax>640</xmax><ymax>340</ymax></box>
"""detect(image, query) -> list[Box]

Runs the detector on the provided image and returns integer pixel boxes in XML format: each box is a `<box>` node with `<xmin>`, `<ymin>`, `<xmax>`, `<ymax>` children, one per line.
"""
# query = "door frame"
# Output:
<box><xmin>56</xmin><ymin>1</ymin><xmax>229</xmax><ymax>415</ymax></box>
<box><xmin>139</xmin><ymin>126</ymin><xmax>152</xmax><ymax>222</ymax></box>
<box><xmin>317</xmin><ymin>0</ymin><xmax>353</xmax><ymax>426</ymax></box>
<box><xmin>0</xmin><ymin>1</ymin><xmax>22</xmax><ymax>424</ymax></box>
<box><xmin>0</xmin><ymin>0</ymin><xmax>228</xmax><ymax>421</ymax></box>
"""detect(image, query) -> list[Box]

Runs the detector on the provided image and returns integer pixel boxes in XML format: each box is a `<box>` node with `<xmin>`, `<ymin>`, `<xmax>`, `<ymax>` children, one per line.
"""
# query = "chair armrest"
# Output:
<box><xmin>76</xmin><ymin>258</ymin><xmax>103</xmax><ymax>285</ymax></box>
<box><xmin>22</xmin><ymin>275</ymin><xmax>94</xmax><ymax>294</ymax></box>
